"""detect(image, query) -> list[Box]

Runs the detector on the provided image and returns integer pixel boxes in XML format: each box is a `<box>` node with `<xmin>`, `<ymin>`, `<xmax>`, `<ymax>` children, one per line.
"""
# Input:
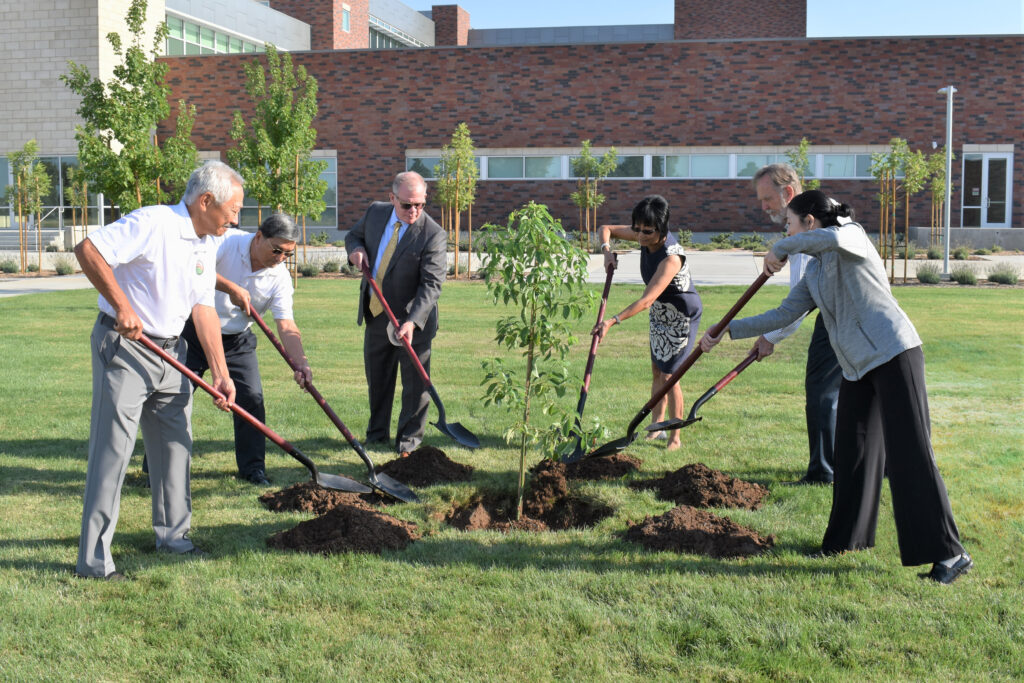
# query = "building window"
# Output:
<box><xmin>488</xmin><ymin>157</ymin><xmax>524</xmax><ymax>179</ymax></box>
<box><xmin>343</xmin><ymin>8</ymin><xmax>351</xmax><ymax>32</ymax></box>
<box><xmin>821</xmin><ymin>154</ymin><xmax>874</xmax><ymax>178</ymax></box>
<box><xmin>524</xmin><ymin>157</ymin><xmax>561</xmax><ymax>179</ymax></box>
<box><xmin>690</xmin><ymin>155</ymin><xmax>730</xmax><ymax>178</ymax></box>
<box><xmin>164</xmin><ymin>14</ymin><xmax>263</xmax><ymax>56</ymax></box>
<box><xmin>0</xmin><ymin>155</ymin><xmax>101</xmax><ymax>232</ymax></box>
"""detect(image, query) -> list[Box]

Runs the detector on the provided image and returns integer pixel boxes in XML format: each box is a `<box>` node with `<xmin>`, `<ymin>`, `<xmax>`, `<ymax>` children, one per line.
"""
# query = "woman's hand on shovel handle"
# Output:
<box><xmin>699</xmin><ymin>324</ymin><xmax>729</xmax><ymax>353</ymax></box>
<box><xmin>592</xmin><ymin>317</ymin><xmax>616</xmax><ymax>341</ymax></box>
<box><xmin>763</xmin><ymin>251</ymin><xmax>788</xmax><ymax>277</ymax></box>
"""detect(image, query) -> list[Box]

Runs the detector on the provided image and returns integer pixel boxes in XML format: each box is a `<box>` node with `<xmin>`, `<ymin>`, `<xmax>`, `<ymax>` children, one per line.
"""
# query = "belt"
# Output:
<box><xmin>98</xmin><ymin>313</ymin><xmax>180</xmax><ymax>349</ymax></box>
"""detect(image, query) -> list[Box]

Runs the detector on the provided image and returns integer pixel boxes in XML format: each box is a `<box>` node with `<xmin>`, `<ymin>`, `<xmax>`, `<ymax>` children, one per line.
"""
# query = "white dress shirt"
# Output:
<box><xmin>211</xmin><ymin>228</ymin><xmax>294</xmax><ymax>334</ymax></box>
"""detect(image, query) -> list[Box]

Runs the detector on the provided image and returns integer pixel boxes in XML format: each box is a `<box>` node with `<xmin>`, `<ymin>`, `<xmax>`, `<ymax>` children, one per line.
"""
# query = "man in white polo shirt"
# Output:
<box><xmin>73</xmin><ymin>161</ymin><xmax>242</xmax><ymax>581</ymax></box>
<box><xmin>180</xmin><ymin>212</ymin><xmax>311</xmax><ymax>486</ymax></box>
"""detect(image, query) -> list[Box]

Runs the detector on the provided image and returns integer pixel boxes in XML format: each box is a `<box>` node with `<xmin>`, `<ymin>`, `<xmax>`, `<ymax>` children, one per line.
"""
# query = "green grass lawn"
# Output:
<box><xmin>1</xmin><ymin>280</ymin><xmax>1021</xmax><ymax>680</ymax></box>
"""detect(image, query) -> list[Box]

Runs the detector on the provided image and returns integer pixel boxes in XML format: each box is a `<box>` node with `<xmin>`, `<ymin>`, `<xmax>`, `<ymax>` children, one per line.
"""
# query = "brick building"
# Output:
<box><xmin>2</xmin><ymin>0</ymin><xmax>1021</xmax><ymax>246</ymax></box>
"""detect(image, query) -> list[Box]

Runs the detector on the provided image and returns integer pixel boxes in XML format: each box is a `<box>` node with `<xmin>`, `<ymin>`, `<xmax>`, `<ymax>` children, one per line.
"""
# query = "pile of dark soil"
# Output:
<box><xmin>267</xmin><ymin>503</ymin><xmax>420</xmax><ymax>555</ymax></box>
<box><xmin>631</xmin><ymin>462</ymin><xmax>769</xmax><ymax>510</ymax></box>
<box><xmin>562</xmin><ymin>452</ymin><xmax>642</xmax><ymax>480</ymax></box>
<box><xmin>447</xmin><ymin>459</ymin><xmax>613</xmax><ymax>531</ymax></box>
<box><xmin>374</xmin><ymin>445</ymin><xmax>474</xmax><ymax>486</ymax></box>
<box><xmin>258</xmin><ymin>481</ymin><xmax>388</xmax><ymax>516</ymax></box>
<box><xmin>625</xmin><ymin>505</ymin><xmax>775</xmax><ymax>558</ymax></box>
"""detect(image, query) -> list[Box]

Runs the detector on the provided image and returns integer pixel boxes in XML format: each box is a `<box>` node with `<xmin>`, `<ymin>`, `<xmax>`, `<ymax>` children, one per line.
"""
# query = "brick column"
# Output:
<box><xmin>675</xmin><ymin>0</ymin><xmax>806</xmax><ymax>40</ymax></box>
<box><xmin>272</xmin><ymin>0</ymin><xmax>369</xmax><ymax>50</ymax></box>
<box><xmin>432</xmin><ymin>4</ymin><xmax>470</xmax><ymax>46</ymax></box>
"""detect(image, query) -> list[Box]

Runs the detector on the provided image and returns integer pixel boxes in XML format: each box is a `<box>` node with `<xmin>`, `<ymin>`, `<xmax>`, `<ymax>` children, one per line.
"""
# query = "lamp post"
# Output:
<box><xmin>937</xmin><ymin>86</ymin><xmax>956</xmax><ymax>277</ymax></box>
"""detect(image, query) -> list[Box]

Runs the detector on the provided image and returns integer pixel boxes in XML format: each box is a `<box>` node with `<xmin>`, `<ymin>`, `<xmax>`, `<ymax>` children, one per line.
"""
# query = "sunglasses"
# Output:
<box><xmin>271</xmin><ymin>246</ymin><xmax>294</xmax><ymax>256</ymax></box>
<box><xmin>397</xmin><ymin>200</ymin><xmax>425</xmax><ymax>211</ymax></box>
<box><xmin>631</xmin><ymin>226</ymin><xmax>657</xmax><ymax>235</ymax></box>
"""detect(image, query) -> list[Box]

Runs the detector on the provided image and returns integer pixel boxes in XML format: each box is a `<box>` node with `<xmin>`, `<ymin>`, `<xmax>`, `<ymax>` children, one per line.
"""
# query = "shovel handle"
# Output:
<box><xmin>358</xmin><ymin>260</ymin><xmax>432</xmax><ymax>387</ymax></box>
<box><xmin>137</xmin><ymin>334</ymin><xmax>311</xmax><ymax>468</ymax></box>
<box><xmin>582</xmin><ymin>260</ymin><xmax>617</xmax><ymax>394</ymax></box>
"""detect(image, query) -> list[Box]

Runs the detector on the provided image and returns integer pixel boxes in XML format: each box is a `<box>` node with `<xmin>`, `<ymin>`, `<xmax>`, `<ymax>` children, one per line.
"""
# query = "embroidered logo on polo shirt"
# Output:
<box><xmin>196</xmin><ymin>260</ymin><xmax>204</xmax><ymax>275</ymax></box>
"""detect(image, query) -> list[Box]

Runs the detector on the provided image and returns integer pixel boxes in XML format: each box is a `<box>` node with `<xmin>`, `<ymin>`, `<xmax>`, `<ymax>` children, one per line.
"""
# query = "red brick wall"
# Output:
<box><xmin>161</xmin><ymin>36</ymin><xmax>1023</xmax><ymax>233</ymax></box>
<box><xmin>432</xmin><ymin>4</ymin><xmax>470</xmax><ymax>46</ymax></box>
<box><xmin>271</xmin><ymin>0</ymin><xmax>368</xmax><ymax>50</ymax></box>
<box><xmin>675</xmin><ymin>0</ymin><xmax>806</xmax><ymax>39</ymax></box>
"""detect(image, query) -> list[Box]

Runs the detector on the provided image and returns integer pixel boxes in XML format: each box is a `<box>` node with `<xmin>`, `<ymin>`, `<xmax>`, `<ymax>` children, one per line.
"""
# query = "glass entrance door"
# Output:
<box><xmin>962</xmin><ymin>153</ymin><xmax>1012</xmax><ymax>227</ymax></box>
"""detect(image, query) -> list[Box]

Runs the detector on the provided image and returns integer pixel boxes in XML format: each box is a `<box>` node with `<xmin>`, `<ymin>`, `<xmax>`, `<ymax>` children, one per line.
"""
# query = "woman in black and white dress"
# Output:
<box><xmin>594</xmin><ymin>195</ymin><xmax>703</xmax><ymax>450</ymax></box>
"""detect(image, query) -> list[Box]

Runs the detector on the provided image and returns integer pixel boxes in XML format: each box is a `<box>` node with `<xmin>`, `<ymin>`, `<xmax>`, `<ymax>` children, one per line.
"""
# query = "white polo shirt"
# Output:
<box><xmin>212</xmin><ymin>228</ymin><xmax>294</xmax><ymax>335</ymax></box>
<box><xmin>88</xmin><ymin>202</ymin><xmax>216</xmax><ymax>338</ymax></box>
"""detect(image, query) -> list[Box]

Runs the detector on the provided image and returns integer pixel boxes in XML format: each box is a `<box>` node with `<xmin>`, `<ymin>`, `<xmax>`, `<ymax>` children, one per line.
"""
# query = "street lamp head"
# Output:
<box><xmin>937</xmin><ymin>86</ymin><xmax>958</xmax><ymax>95</ymax></box>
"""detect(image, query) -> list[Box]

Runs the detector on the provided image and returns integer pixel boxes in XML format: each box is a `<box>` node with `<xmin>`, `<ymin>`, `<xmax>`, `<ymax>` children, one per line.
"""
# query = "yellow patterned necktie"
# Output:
<box><xmin>369</xmin><ymin>220</ymin><xmax>402</xmax><ymax>317</ymax></box>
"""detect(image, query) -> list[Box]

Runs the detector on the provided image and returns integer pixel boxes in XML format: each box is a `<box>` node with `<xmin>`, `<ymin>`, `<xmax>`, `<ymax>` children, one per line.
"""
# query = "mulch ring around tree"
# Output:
<box><xmin>630</xmin><ymin>462</ymin><xmax>769</xmax><ymax>510</ymax></box>
<box><xmin>258</xmin><ymin>481</ymin><xmax>391</xmax><ymax>516</ymax></box>
<box><xmin>447</xmin><ymin>459</ymin><xmax>613</xmax><ymax>532</ymax></box>
<box><xmin>374</xmin><ymin>445</ymin><xmax>474</xmax><ymax>487</ymax></box>
<box><xmin>624</xmin><ymin>505</ymin><xmax>775</xmax><ymax>559</ymax></box>
<box><xmin>560</xmin><ymin>452</ymin><xmax>643</xmax><ymax>480</ymax></box>
<box><xmin>266</xmin><ymin>503</ymin><xmax>420</xmax><ymax>555</ymax></box>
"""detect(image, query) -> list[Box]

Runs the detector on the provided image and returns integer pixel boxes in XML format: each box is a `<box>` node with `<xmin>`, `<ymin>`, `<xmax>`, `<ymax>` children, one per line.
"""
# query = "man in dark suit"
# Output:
<box><xmin>345</xmin><ymin>171</ymin><xmax>447</xmax><ymax>455</ymax></box>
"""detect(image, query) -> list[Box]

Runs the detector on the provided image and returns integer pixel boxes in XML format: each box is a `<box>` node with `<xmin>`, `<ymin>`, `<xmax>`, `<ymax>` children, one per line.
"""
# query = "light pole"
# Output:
<box><xmin>937</xmin><ymin>86</ymin><xmax>956</xmax><ymax>277</ymax></box>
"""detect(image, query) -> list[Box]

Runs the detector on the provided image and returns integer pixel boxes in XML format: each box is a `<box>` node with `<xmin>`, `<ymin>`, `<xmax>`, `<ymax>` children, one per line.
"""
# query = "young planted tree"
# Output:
<box><xmin>870</xmin><ymin>138</ymin><xmax>909</xmax><ymax>281</ymax></box>
<box><xmin>228</xmin><ymin>43</ymin><xmax>327</xmax><ymax>266</ymax></box>
<box><xmin>5</xmin><ymin>140</ymin><xmax>51</xmax><ymax>273</ymax></box>
<box><xmin>65</xmin><ymin>165</ymin><xmax>90</xmax><ymax>248</ymax></box>
<box><xmin>435</xmin><ymin>124</ymin><xmax>479</xmax><ymax>278</ymax></box>
<box><xmin>570</xmin><ymin>141</ymin><xmax>617</xmax><ymax>248</ymax></box>
<box><xmin>61</xmin><ymin>0</ymin><xmax>198</xmax><ymax>213</ymax></box>
<box><xmin>480</xmin><ymin>203</ymin><xmax>595</xmax><ymax>519</ymax></box>
<box><xmin>927</xmin><ymin>149</ymin><xmax>951</xmax><ymax>247</ymax></box>
<box><xmin>901</xmin><ymin>149</ymin><xmax>930</xmax><ymax>282</ymax></box>
<box><xmin>786</xmin><ymin>137</ymin><xmax>820</xmax><ymax>190</ymax></box>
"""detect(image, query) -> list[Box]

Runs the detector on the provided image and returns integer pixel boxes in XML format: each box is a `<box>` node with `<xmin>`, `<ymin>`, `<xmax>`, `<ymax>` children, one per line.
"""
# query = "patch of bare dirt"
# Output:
<box><xmin>267</xmin><ymin>503</ymin><xmax>419</xmax><ymax>555</ymax></box>
<box><xmin>447</xmin><ymin>459</ymin><xmax>613</xmax><ymax>532</ymax></box>
<box><xmin>624</xmin><ymin>505</ymin><xmax>775</xmax><ymax>558</ymax></box>
<box><xmin>259</xmin><ymin>481</ymin><xmax>389</xmax><ymax>516</ymax></box>
<box><xmin>630</xmin><ymin>462</ymin><xmax>769</xmax><ymax>510</ymax></box>
<box><xmin>374</xmin><ymin>445</ymin><xmax>474</xmax><ymax>487</ymax></box>
<box><xmin>562</xmin><ymin>452</ymin><xmax>642</xmax><ymax>480</ymax></box>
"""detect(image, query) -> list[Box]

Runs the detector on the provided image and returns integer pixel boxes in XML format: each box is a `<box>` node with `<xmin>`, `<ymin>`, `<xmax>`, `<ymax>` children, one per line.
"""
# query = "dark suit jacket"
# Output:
<box><xmin>345</xmin><ymin>201</ymin><xmax>447</xmax><ymax>340</ymax></box>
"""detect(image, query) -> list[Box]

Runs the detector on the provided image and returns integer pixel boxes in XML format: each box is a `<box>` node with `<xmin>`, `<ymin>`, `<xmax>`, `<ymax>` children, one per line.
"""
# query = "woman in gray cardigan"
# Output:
<box><xmin>700</xmin><ymin>190</ymin><xmax>971</xmax><ymax>584</ymax></box>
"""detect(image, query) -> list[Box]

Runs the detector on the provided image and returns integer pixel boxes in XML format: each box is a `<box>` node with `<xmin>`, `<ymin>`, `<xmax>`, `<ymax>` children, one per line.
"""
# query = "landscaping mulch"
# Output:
<box><xmin>630</xmin><ymin>462</ymin><xmax>769</xmax><ymax>510</ymax></box>
<box><xmin>624</xmin><ymin>505</ymin><xmax>775</xmax><ymax>558</ymax></box>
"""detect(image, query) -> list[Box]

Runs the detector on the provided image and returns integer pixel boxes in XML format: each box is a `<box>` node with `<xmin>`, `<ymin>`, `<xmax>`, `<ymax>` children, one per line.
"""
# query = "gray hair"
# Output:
<box><xmin>392</xmin><ymin>171</ymin><xmax>427</xmax><ymax>195</ymax></box>
<box><xmin>751</xmin><ymin>163</ymin><xmax>802</xmax><ymax>193</ymax></box>
<box><xmin>182</xmin><ymin>160</ymin><xmax>244</xmax><ymax>205</ymax></box>
<box><xmin>258</xmin><ymin>212</ymin><xmax>299</xmax><ymax>242</ymax></box>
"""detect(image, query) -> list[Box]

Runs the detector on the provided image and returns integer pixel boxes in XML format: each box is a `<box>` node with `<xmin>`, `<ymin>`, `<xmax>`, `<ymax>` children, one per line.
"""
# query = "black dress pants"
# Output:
<box><xmin>363</xmin><ymin>312</ymin><xmax>431</xmax><ymax>453</ymax></box>
<box><xmin>822</xmin><ymin>346</ymin><xmax>964</xmax><ymax>566</ymax></box>
<box><xmin>804</xmin><ymin>314</ymin><xmax>842</xmax><ymax>481</ymax></box>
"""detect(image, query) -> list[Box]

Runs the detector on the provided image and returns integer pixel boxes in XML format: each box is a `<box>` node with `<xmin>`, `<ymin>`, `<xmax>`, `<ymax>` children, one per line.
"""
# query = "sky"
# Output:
<box><xmin>429</xmin><ymin>0</ymin><xmax>1024</xmax><ymax>36</ymax></box>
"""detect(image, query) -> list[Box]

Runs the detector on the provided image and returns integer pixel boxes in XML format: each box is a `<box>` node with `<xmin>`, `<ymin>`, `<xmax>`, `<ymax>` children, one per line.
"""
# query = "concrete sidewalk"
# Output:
<box><xmin>0</xmin><ymin>274</ymin><xmax>94</xmax><ymax>299</ymax></box>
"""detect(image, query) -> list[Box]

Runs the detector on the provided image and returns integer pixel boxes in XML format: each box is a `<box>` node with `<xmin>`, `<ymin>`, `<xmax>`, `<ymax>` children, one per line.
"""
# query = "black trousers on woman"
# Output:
<box><xmin>822</xmin><ymin>346</ymin><xmax>964</xmax><ymax>566</ymax></box>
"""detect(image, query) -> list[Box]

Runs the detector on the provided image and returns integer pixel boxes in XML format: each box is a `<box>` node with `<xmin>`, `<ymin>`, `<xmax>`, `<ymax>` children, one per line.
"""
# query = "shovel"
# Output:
<box><xmin>138</xmin><ymin>334</ymin><xmax>372</xmax><ymax>494</ymax></box>
<box><xmin>563</xmin><ymin>259</ymin><xmax>616</xmax><ymax>463</ymax></box>
<box><xmin>646</xmin><ymin>349</ymin><xmax>758</xmax><ymax>433</ymax></box>
<box><xmin>587</xmin><ymin>272</ymin><xmax>770</xmax><ymax>458</ymax></box>
<box><xmin>358</xmin><ymin>260</ymin><xmax>480</xmax><ymax>449</ymax></box>
<box><xmin>247</xmin><ymin>310</ymin><xmax>418</xmax><ymax>503</ymax></box>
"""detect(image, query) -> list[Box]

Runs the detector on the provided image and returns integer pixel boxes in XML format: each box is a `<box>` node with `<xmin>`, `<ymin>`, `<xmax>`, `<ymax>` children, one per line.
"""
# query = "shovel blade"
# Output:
<box><xmin>434</xmin><ymin>420</ymin><xmax>481</xmax><ymax>450</ymax></box>
<box><xmin>588</xmin><ymin>432</ymin><xmax>638</xmax><ymax>458</ymax></box>
<box><xmin>647</xmin><ymin>417</ymin><xmax>702</xmax><ymax>432</ymax></box>
<box><xmin>370</xmin><ymin>472</ymin><xmax>420</xmax><ymax>503</ymax></box>
<box><xmin>315</xmin><ymin>471</ymin><xmax>373</xmax><ymax>493</ymax></box>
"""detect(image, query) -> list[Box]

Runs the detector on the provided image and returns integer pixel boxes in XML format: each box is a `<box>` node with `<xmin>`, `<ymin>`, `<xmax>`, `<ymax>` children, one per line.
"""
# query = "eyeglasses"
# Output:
<box><xmin>271</xmin><ymin>246</ymin><xmax>294</xmax><ymax>256</ymax></box>
<box><xmin>631</xmin><ymin>226</ymin><xmax>657</xmax><ymax>235</ymax></box>
<box><xmin>397</xmin><ymin>200</ymin><xmax>426</xmax><ymax>211</ymax></box>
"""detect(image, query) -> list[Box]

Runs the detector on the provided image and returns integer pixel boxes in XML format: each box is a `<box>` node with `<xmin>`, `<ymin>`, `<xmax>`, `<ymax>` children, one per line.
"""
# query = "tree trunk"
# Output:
<box><xmin>516</xmin><ymin>301</ymin><xmax>538</xmax><ymax>521</ymax></box>
<box><xmin>903</xmin><ymin>192</ymin><xmax>910</xmax><ymax>283</ymax></box>
<box><xmin>16</xmin><ymin>176</ymin><xmax>25</xmax><ymax>273</ymax></box>
<box><xmin>467</xmin><ymin>202</ymin><xmax>473</xmax><ymax>279</ymax></box>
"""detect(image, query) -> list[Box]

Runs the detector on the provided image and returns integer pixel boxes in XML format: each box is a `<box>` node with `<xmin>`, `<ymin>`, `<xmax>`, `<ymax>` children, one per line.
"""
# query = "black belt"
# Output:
<box><xmin>98</xmin><ymin>313</ymin><xmax>180</xmax><ymax>349</ymax></box>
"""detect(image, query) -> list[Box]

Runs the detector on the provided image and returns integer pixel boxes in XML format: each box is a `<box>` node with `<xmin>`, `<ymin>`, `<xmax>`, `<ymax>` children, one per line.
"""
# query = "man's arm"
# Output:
<box><xmin>216</xmin><ymin>273</ymin><xmax>251</xmax><ymax>314</ymax></box>
<box><xmin>191</xmin><ymin>303</ymin><xmax>236</xmax><ymax>410</ymax></box>
<box><xmin>74</xmin><ymin>237</ymin><xmax>143</xmax><ymax>339</ymax></box>
<box><xmin>403</xmin><ymin>225</ymin><xmax>447</xmax><ymax>335</ymax></box>
<box><xmin>345</xmin><ymin>204</ymin><xmax>374</xmax><ymax>270</ymax></box>
<box><xmin>275</xmin><ymin>318</ymin><xmax>312</xmax><ymax>389</ymax></box>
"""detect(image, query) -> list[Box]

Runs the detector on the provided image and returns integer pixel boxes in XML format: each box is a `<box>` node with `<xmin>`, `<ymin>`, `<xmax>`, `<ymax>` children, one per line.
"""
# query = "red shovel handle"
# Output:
<box><xmin>715</xmin><ymin>350</ymin><xmax>759</xmax><ymax>391</ymax></box>
<box><xmin>357</xmin><ymin>260</ymin><xmax>432</xmax><ymax>387</ymax></box>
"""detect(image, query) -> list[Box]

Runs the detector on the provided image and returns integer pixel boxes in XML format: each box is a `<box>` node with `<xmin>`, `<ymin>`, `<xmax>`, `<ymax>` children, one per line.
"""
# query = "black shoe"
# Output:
<box><xmin>245</xmin><ymin>470</ymin><xmax>271</xmax><ymax>486</ymax></box>
<box><xmin>786</xmin><ymin>475</ymin><xmax>833</xmax><ymax>486</ymax></box>
<box><xmin>75</xmin><ymin>570</ymin><xmax>129</xmax><ymax>582</ymax></box>
<box><xmin>921</xmin><ymin>554</ymin><xmax>973</xmax><ymax>584</ymax></box>
<box><xmin>178</xmin><ymin>546</ymin><xmax>208</xmax><ymax>559</ymax></box>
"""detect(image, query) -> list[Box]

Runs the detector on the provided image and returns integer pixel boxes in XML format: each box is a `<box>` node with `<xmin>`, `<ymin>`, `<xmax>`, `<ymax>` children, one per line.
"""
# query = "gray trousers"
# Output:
<box><xmin>76</xmin><ymin>315</ymin><xmax>195</xmax><ymax>577</ymax></box>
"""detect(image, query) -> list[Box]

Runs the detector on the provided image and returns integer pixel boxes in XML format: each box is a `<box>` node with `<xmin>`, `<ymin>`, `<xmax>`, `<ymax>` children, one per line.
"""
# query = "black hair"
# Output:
<box><xmin>787</xmin><ymin>190</ymin><xmax>854</xmax><ymax>228</ymax></box>
<box><xmin>631</xmin><ymin>195</ymin><xmax>670</xmax><ymax>238</ymax></box>
<box><xmin>258</xmin><ymin>212</ymin><xmax>299</xmax><ymax>242</ymax></box>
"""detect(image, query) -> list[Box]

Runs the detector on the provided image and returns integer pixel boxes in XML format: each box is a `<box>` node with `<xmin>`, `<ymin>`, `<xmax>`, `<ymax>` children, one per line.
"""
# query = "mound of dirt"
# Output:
<box><xmin>631</xmin><ymin>462</ymin><xmax>769</xmax><ymax>510</ymax></box>
<box><xmin>447</xmin><ymin>460</ymin><xmax>613</xmax><ymax>531</ymax></box>
<box><xmin>624</xmin><ymin>505</ymin><xmax>775</xmax><ymax>558</ymax></box>
<box><xmin>374</xmin><ymin>445</ymin><xmax>474</xmax><ymax>486</ymax></box>
<box><xmin>563</xmin><ymin>452</ymin><xmax>642</xmax><ymax>480</ymax></box>
<box><xmin>267</xmin><ymin>503</ymin><xmax>420</xmax><ymax>555</ymax></box>
<box><xmin>258</xmin><ymin>481</ymin><xmax>388</xmax><ymax>516</ymax></box>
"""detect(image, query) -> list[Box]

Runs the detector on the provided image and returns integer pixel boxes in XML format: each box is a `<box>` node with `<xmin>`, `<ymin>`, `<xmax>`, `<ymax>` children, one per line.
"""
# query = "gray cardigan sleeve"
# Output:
<box><xmin>729</xmin><ymin>275</ymin><xmax>816</xmax><ymax>340</ymax></box>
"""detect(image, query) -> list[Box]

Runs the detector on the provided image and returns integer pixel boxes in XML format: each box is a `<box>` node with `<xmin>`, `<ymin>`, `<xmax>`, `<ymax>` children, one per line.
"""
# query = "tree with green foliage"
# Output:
<box><xmin>434</xmin><ymin>123</ymin><xmax>478</xmax><ymax>278</ymax></box>
<box><xmin>65</xmin><ymin>165</ymin><xmax>90</xmax><ymax>248</ymax></box>
<box><xmin>480</xmin><ymin>203</ymin><xmax>595</xmax><ymax>518</ymax></box>
<box><xmin>870</xmin><ymin>138</ymin><xmax>911</xmax><ymax>281</ymax></box>
<box><xmin>785</xmin><ymin>137</ymin><xmax>820</xmax><ymax>190</ymax></box>
<box><xmin>570</xmin><ymin>141</ymin><xmax>617</xmax><ymax>247</ymax></box>
<box><xmin>61</xmin><ymin>0</ymin><xmax>198</xmax><ymax>213</ymax></box>
<box><xmin>5</xmin><ymin>140</ymin><xmax>51</xmax><ymax>273</ymax></box>
<box><xmin>926</xmin><ymin>149</ymin><xmax>952</xmax><ymax>247</ymax></box>
<box><xmin>228</xmin><ymin>42</ymin><xmax>327</xmax><ymax>264</ymax></box>
<box><xmin>900</xmin><ymin>149</ymin><xmax>930</xmax><ymax>282</ymax></box>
